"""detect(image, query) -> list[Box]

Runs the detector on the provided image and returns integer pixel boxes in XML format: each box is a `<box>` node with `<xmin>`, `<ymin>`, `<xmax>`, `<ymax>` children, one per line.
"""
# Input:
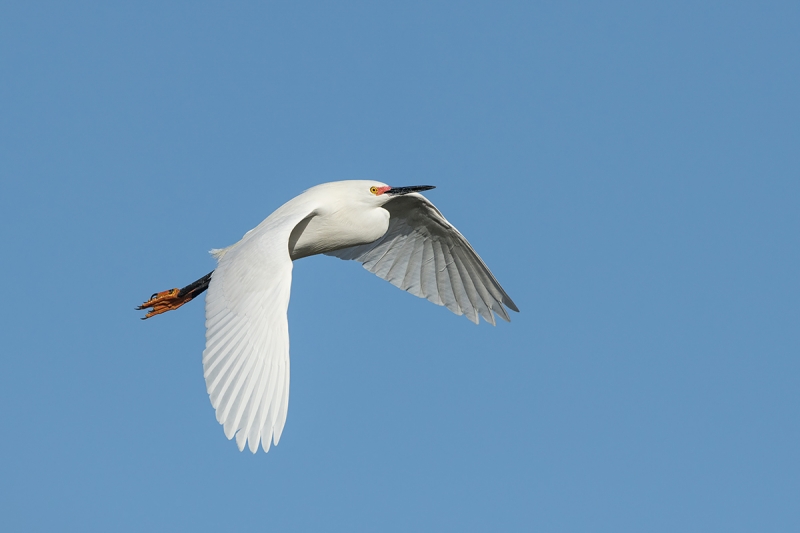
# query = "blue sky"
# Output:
<box><xmin>1</xmin><ymin>1</ymin><xmax>798</xmax><ymax>531</ymax></box>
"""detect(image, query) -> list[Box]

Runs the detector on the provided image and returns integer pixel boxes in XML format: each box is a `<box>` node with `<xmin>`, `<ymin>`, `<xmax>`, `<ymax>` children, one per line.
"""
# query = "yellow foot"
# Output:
<box><xmin>136</xmin><ymin>288</ymin><xmax>194</xmax><ymax>319</ymax></box>
<box><xmin>137</xmin><ymin>271</ymin><xmax>213</xmax><ymax>320</ymax></box>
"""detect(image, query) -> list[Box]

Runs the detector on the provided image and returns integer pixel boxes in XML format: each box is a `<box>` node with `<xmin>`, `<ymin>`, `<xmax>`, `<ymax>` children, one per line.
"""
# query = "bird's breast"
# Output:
<box><xmin>288</xmin><ymin>206</ymin><xmax>390</xmax><ymax>260</ymax></box>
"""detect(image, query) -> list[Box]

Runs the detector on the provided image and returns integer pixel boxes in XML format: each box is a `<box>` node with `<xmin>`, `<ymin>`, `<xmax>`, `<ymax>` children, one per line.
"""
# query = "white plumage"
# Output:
<box><xmin>158</xmin><ymin>181</ymin><xmax>517</xmax><ymax>453</ymax></box>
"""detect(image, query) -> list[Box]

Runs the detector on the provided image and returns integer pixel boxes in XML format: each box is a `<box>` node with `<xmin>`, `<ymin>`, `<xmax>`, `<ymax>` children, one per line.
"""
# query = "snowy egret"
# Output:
<box><xmin>138</xmin><ymin>181</ymin><xmax>518</xmax><ymax>453</ymax></box>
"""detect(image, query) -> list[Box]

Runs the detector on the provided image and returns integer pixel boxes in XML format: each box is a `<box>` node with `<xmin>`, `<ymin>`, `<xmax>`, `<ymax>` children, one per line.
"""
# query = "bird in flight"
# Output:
<box><xmin>138</xmin><ymin>181</ymin><xmax>518</xmax><ymax>453</ymax></box>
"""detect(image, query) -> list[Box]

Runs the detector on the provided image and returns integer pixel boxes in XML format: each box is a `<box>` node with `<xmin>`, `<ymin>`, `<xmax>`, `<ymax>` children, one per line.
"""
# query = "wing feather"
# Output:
<box><xmin>384</xmin><ymin>233</ymin><xmax>416</xmax><ymax>287</ymax></box>
<box><xmin>208</xmin><ymin>333</ymin><xmax>249</xmax><ymax>407</ymax></box>
<box><xmin>441</xmin><ymin>241</ymin><xmax>474</xmax><ymax>319</ymax></box>
<box><xmin>273</xmin><ymin>357</ymin><xmax>290</xmax><ymax>446</ymax></box>
<box><xmin>432</xmin><ymin>239</ymin><xmax>462</xmax><ymax>315</ymax></box>
<box><xmin>203</xmin><ymin>207</ymin><xmax>311</xmax><ymax>452</ymax></box>
<box><xmin>228</xmin><ymin>331</ymin><xmax>266</xmax><ymax>435</ymax></box>
<box><xmin>450</xmin><ymin>251</ymin><xmax>482</xmax><ymax>324</ymax></box>
<box><xmin>419</xmin><ymin>239</ymin><xmax>442</xmax><ymax>305</ymax></box>
<box><xmin>326</xmin><ymin>193</ymin><xmax>517</xmax><ymax>324</ymax></box>
<box><xmin>400</xmin><ymin>234</ymin><xmax>425</xmax><ymax>293</ymax></box>
<box><xmin>240</xmin><ymin>354</ymin><xmax>268</xmax><ymax>450</ymax></box>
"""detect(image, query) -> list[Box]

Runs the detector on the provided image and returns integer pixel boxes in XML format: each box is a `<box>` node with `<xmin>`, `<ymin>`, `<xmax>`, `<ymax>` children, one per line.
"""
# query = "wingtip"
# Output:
<box><xmin>248</xmin><ymin>439</ymin><xmax>259</xmax><ymax>454</ymax></box>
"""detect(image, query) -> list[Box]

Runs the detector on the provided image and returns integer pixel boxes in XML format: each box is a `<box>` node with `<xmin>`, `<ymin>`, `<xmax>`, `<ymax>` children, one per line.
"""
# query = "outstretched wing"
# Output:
<box><xmin>202</xmin><ymin>213</ymin><xmax>304</xmax><ymax>453</ymax></box>
<box><xmin>326</xmin><ymin>193</ymin><xmax>518</xmax><ymax>325</ymax></box>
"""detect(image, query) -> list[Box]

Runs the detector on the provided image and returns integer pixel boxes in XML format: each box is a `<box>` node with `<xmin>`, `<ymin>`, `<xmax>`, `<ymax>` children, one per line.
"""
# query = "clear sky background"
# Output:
<box><xmin>1</xmin><ymin>2</ymin><xmax>798</xmax><ymax>531</ymax></box>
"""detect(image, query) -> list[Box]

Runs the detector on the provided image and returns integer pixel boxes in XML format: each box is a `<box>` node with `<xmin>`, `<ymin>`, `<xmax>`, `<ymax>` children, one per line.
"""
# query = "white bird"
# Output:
<box><xmin>138</xmin><ymin>181</ymin><xmax>518</xmax><ymax>453</ymax></box>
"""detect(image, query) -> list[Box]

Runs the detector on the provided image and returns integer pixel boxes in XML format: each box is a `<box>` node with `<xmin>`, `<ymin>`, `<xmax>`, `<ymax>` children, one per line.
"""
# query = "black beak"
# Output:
<box><xmin>386</xmin><ymin>185</ymin><xmax>436</xmax><ymax>196</ymax></box>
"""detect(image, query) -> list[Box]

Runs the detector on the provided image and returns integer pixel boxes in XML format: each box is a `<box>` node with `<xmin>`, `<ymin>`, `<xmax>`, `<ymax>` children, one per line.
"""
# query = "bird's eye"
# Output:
<box><xmin>369</xmin><ymin>186</ymin><xmax>378</xmax><ymax>195</ymax></box>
